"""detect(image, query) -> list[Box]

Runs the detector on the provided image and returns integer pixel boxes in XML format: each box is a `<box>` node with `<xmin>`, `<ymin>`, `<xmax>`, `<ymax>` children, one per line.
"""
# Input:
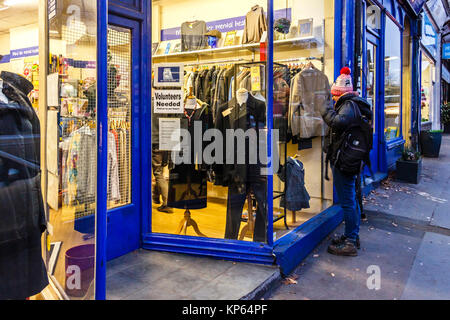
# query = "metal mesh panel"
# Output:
<box><xmin>107</xmin><ymin>25</ymin><xmax>132</xmax><ymax>209</ymax></box>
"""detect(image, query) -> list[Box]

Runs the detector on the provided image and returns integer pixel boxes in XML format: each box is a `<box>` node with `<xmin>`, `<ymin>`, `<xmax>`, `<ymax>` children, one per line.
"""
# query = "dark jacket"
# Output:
<box><xmin>320</xmin><ymin>93</ymin><xmax>372</xmax><ymax>168</ymax></box>
<box><xmin>214</xmin><ymin>94</ymin><xmax>266</xmax><ymax>190</ymax></box>
<box><xmin>278</xmin><ymin>157</ymin><xmax>310</xmax><ymax>211</ymax></box>
<box><xmin>0</xmin><ymin>71</ymin><xmax>48</xmax><ymax>299</ymax></box>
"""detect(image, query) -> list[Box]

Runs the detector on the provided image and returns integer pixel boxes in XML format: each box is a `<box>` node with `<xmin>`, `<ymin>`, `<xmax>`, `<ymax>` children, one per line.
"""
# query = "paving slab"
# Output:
<box><xmin>106</xmin><ymin>249</ymin><xmax>278</xmax><ymax>300</ymax></box>
<box><xmin>401</xmin><ymin>232</ymin><xmax>450</xmax><ymax>300</ymax></box>
<box><xmin>266</xmin><ymin>217</ymin><xmax>422</xmax><ymax>300</ymax></box>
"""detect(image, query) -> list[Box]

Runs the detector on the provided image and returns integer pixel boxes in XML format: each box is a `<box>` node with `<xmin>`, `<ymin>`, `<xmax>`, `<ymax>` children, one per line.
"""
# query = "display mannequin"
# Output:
<box><xmin>214</xmin><ymin>92</ymin><xmax>268</xmax><ymax>243</ymax></box>
<box><xmin>0</xmin><ymin>71</ymin><xmax>48</xmax><ymax>299</ymax></box>
<box><xmin>168</xmin><ymin>88</ymin><xmax>211</xmax><ymax>237</ymax></box>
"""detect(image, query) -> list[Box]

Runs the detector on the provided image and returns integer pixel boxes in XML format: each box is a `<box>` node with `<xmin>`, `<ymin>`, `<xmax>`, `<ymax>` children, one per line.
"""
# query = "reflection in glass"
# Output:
<box><xmin>366</xmin><ymin>42</ymin><xmax>376</xmax><ymax>132</ymax></box>
<box><xmin>47</xmin><ymin>0</ymin><xmax>97</xmax><ymax>300</ymax></box>
<box><xmin>420</xmin><ymin>52</ymin><xmax>434</xmax><ymax>123</ymax></box>
<box><xmin>384</xmin><ymin>18</ymin><xmax>402</xmax><ymax>141</ymax></box>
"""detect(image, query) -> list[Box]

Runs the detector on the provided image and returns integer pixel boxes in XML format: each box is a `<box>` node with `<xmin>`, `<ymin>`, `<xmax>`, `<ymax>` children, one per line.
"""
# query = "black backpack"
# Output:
<box><xmin>328</xmin><ymin>100</ymin><xmax>373</xmax><ymax>176</ymax></box>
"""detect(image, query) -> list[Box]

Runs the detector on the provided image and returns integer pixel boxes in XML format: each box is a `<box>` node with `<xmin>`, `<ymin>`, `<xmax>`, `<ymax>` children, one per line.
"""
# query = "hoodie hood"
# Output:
<box><xmin>335</xmin><ymin>93</ymin><xmax>372</xmax><ymax>121</ymax></box>
<box><xmin>1</xmin><ymin>71</ymin><xmax>34</xmax><ymax>95</ymax></box>
<box><xmin>0</xmin><ymin>72</ymin><xmax>34</xmax><ymax>120</ymax></box>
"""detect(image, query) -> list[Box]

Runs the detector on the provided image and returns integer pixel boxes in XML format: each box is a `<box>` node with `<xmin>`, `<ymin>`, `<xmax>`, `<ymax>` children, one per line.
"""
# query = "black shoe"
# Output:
<box><xmin>157</xmin><ymin>205</ymin><xmax>173</xmax><ymax>213</ymax></box>
<box><xmin>327</xmin><ymin>240</ymin><xmax>358</xmax><ymax>257</ymax></box>
<box><xmin>331</xmin><ymin>235</ymin><xmax>360</xmax><ymax>249</ymax></box>
<box><xmin>361</xmin><ymin>213</ymin><xmax>368</xmax><ymax>221</ymax></box>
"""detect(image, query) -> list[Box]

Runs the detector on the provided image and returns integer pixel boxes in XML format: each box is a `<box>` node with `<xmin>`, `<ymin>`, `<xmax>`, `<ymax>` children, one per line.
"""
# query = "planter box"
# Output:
<box><xmin>396</xmin><ymin>158</ymin><xmax>422</xmax><ymax>184</ymax></box>
<box><xmin>420</xmin><ymin>131</ymin><xmax>442</xmax><ymax>158</ymax></box>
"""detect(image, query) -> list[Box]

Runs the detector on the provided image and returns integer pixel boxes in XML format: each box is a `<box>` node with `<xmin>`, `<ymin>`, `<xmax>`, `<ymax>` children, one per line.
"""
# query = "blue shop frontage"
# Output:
<box><xmin>41</xmin><ymin>0</ymin><xmax>426</xmax><ymax>300</ymax></box>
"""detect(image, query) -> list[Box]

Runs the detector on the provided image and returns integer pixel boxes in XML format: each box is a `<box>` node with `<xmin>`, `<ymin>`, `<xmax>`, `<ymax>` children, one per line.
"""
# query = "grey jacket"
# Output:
<box><xmin>288</xmin><ymin>67</ymin><xmax>331</xmax><ymax>139</ymax></box>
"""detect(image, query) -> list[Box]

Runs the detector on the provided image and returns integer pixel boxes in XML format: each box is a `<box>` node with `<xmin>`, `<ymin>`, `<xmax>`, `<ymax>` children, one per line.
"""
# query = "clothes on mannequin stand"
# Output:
<box><xmin>214</xmin><ymin>91</ymin><xmax>268</xmax><ymax>242</ymax></box>
<box><xmin>167</xmin><ymin>99</ymin><xmax>213</xmax><ymax>210</ymax></box>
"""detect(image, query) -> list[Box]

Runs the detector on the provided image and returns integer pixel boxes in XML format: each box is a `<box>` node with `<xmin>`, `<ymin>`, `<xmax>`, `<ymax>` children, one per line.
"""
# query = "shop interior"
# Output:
<box><xmin>151</xmin><ymin>0</ymin><xmax>334</xmax><ymax>243</ymax></box>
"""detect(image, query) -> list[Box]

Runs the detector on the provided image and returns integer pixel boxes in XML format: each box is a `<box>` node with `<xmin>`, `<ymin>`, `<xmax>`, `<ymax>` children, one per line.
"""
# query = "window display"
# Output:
<box><xmin>151</xmin><ymin>0</ymin><xmax>334</xmax><ymax>244</ymax></box>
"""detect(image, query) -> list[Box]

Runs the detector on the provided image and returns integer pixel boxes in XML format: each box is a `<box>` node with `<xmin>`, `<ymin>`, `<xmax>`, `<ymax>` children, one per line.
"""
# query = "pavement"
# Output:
<box><xmin>265</xmin><ymin>134</ymin><xmax>450</xmax><ymax>300</ymax></box>
<box><xmin>106</xmin><ymin>135</ymin><xmax>450</xmax><ymax>300</ymax></box>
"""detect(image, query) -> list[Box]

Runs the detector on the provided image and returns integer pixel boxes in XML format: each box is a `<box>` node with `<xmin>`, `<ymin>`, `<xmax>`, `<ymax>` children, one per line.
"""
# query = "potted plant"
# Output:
<box><xmin>396</xmin><ymin>147</ymin><xmax>422</xmax><ymax>184</ymax></box>
<box><xmin>441</xmin><ymin>102</ymin><xmax>450</xmax><ymax>133</ymax></box>
<box><xmin>420</xmin><ymin>129</ymin><xmax>443</xmax><ymax>158</ymax></box>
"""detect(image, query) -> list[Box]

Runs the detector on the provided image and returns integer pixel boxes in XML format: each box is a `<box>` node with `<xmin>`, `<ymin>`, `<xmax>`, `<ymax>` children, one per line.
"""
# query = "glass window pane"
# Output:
<box><xmin>151</xmin><ymin>0</ymin><xmax>271</xmax><ymax>243</ymax></box>
<box><xmin>421</xmin><ymin>52</ymin><xmax>434</xmax><ymax>123</ymax></box>
<box><xmin>272</xmin><ymin>0</ymin><xmax>334</xmax><ymax>241</ymax></box>
<box><xmin>47</xmin><ymin>0</ymin><xmax>97</xmax><ymax>300</ymax></box>
<box><xmin>384</xmin><ymin>17</ymin><xmax>401</xmax><ymax>141</ymax></box>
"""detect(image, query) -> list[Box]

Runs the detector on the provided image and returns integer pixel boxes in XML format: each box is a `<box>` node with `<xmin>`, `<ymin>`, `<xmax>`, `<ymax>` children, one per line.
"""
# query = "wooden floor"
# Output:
<box><xmin>152</xmin><ymin>198</ymin><xmax>322</xmax><ymax>242</ymax></box>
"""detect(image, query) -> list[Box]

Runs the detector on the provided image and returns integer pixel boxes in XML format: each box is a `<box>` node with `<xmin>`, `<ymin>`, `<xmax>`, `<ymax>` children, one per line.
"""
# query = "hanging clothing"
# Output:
<box><xmin>107</xmin><ymin>131</ymin><xmax>120</xmax><ymax>201</ymax></box>
<box><xmin>278</xmin><ymin>157</ymin><xmax>310</xmax><ymax>211</ymax></box>
<box><xmin>242</xmin><ymin>5</ymin><xmax>268</xmax><ymax>44</ymax></box>
<box><xmin>288</xmin><ymin>66</ymin><xmax>331</xmax><ymax>139</ymax></box>
<box><xmin>181</xmin><ymin>20</ymin><xmax>208</xmax><ymax>51</ymax></box>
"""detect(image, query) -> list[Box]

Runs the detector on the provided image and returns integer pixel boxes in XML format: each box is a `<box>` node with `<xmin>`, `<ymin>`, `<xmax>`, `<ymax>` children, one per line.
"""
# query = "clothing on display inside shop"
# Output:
<box><xmin>167</xmin><ymin>100</ymin><xmax>213</xmax><ymax>209</ymax></box>
<box><xmin>0</xmin><ymin>71</ymin><xmax>48</xmax><ymax>300</ymax></box>
<box><xmin>288</xmin><ymin>64</ymin><xmax>331</xmax><ymax>139</ymax></box>
<box><xmin>181</xmin><ymin>20</ymin><xmax>208</xmax><ymax>52</ymax></box>
<box><xmin>242</xmin><ymin>5</ymin><xmax>268</xmax><ymax>44</ymax></box>
<box><xmin>278</xmin><ymin>157</ymin><xmax>310</xmax><ymax>211</ymax></box>
<box><xmin>214</xmin><ymin>91</ymin><xmax>268</xmax><ymax>242</ymax></box>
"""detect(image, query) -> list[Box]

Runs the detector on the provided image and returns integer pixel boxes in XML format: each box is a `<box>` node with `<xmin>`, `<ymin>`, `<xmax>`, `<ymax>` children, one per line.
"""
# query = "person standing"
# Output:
<box><xmin>320</xmin><ymin>67</ymin><xmax>373</xmax><ymax>256</ymax></box>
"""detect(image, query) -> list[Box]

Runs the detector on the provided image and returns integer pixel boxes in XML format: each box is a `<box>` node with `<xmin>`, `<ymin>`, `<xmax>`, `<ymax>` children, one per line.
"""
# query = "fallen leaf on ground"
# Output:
<box><xmin>330</xmin><ymin>273</ymin><xmax>335</xmax><ymax>277</ymax></box>
<box><xmin>282</xmin><ymin>277</ymin><xmax>298</xmax><ymax>285</ymax></box>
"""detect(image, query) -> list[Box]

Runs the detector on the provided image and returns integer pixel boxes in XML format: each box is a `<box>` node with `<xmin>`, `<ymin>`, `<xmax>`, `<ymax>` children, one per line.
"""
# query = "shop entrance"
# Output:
<box><xmin>105</xmin><ymin>15</ymin><xmax>142</xmax><ymax>260</ymax></box>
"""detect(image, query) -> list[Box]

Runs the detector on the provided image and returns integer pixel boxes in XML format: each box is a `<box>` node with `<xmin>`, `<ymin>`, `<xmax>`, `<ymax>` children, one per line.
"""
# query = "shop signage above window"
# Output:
<box><xmin>160</xmin><ymin>9</ymin><xmax>291</xmax><ymax>42</ymax></box>
<box><xmin>443</xmin><ymin>43</ymin><xmax>450</xmax><ymax>59</ymax></box>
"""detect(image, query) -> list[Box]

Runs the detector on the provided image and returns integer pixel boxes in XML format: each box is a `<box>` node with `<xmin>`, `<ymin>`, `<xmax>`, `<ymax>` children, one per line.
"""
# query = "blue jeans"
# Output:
<box><xmin>332</xmin><ymin>167</ymin><xmax>361</xmax><ymax>242</ymax></box>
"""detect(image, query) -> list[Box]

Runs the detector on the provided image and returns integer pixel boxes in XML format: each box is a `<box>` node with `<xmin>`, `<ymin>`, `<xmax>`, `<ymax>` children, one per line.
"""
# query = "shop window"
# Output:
<box><xmin>272</xmin><ymin>0</ymin><xmax>334</xmax><ymax>240</ymax></box>
<box><xmin>420</xmin><ymin>52</ymin><xmax>435</xmax><ymax>123</ymax></box>
<box><xmin>46</xmin><ymin>0</ymin><xmax>98</xmax><ymax>300</ymax></box>
<box><xmin>150</xmin><ymin>0</ymin><xmax>334</xmax><ymax>244</ymax></box>
<box><xmin>384</xmin><ymin>17</ymin><xmax>402</xmax><ymax>141</ymax></box>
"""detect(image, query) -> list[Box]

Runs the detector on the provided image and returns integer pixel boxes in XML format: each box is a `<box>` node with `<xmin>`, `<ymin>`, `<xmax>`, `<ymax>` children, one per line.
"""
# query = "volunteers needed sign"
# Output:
<box><xmin>154</xmin><ymin>90</ymin><xmax>183</xmax><ymax>113</ymax></box>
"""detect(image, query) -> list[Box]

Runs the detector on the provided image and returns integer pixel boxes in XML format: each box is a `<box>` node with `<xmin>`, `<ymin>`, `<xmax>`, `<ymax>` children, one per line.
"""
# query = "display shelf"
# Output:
<box><xmin>152</xmin><ymin>36</ymin><xmax>317</xmax><ymax>60</ymax></box>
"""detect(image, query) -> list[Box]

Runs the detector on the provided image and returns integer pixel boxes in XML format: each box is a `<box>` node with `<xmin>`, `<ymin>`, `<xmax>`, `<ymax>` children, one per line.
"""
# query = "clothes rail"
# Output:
<box><xmin>275</xmin><ymin>56</ymin><xmax>324</xmax><ymax>63</ymax></box>
<box><xmin>184</xmin><ymin>58</ymin><xmax>249</xmax><ymax>67</ymax></box>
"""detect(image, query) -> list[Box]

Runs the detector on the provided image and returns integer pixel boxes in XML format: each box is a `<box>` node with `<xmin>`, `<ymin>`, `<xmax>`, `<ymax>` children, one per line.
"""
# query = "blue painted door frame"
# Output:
<box><xmin>96</xmin><ymin>0</ymin><xmax>151</xmax><ymax>300</ymax></box>
<box><xmin>106</xmin><ymin>14</ymin><xmax>142</xmax><ymax>261</ymax></box>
